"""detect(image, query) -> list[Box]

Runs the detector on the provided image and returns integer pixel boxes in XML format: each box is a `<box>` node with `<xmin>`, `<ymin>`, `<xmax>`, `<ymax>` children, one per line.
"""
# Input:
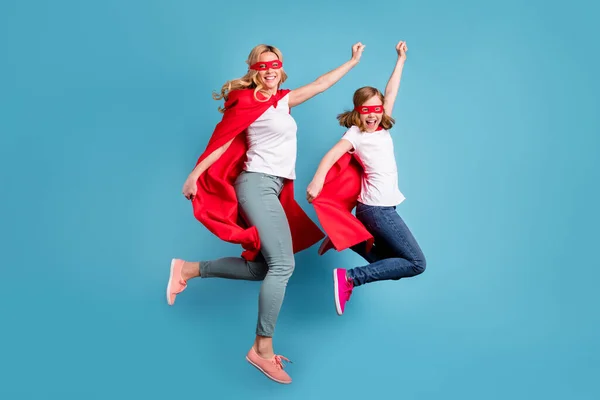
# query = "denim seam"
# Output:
<box><xmin>383</xmin><ymin>211</ymin><xmax>419</xmax><ymax>261</ymax></box>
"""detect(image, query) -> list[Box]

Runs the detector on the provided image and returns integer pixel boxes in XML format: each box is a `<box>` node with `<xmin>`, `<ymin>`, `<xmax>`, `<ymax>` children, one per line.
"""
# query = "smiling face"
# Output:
<box><xmin>357</xmin><ymin>95</ymin><xmax>384</xmax><ymax>132</ymax></box>
<box><xmin>253</xmin><ymin>52</ymin><xmax>283</xmax><ymax>92</ymax></box>
<box><xmin>338</xmin><ymin>86</ymin><xmax>395</xmax><ymax>131</ymax></box>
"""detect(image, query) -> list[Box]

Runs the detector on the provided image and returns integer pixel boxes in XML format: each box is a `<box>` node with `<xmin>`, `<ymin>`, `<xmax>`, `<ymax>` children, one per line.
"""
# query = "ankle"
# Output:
<box><xmin>345</xmin><ymin>273</ymin><xmax>353</xmax><ymax>286</ymax></box>
<box><xmin>255</xmin><ymin>347</ymin><xmax>275</xmax><ymax>359</ymax></box>
<box><xmin>182</xmin><ymin>261</ymin><xmax>200</xmax><ymax>281</ymax></box>
<box><xmin>254</xmin><ymin>337</ymin><xmax>274</xmax><ymax>359</ymax></box>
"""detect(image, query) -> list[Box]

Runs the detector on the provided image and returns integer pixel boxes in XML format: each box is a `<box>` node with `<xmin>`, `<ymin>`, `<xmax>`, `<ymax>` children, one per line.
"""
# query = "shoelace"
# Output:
<box><xmin>273</xmin><ymin>355</ymin><xmax>292</xmax><ymax>370</ymax></box>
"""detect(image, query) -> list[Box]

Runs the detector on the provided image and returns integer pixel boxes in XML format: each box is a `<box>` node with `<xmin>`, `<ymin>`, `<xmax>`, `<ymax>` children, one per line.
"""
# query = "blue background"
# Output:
<box><xmin>1</xmin><ymin>0</ymin><xmax>599</xmax><ymax>398</ymax></box>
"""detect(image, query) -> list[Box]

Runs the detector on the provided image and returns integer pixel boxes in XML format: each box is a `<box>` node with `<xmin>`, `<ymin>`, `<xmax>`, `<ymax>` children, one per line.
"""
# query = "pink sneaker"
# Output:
<box><xmin>333</xmin><ymin>268</ymin><xmax>353</xmax><ymax>315</ymax></box>
<box><xmin>246</xmin><ymin>347</ymin><xmax>292</xmax><ymax>384</ymax></box>
<box><xmin>166</xmin><ymin>258</ymin><xmax>187</xmax><ymax>305</ymax></box>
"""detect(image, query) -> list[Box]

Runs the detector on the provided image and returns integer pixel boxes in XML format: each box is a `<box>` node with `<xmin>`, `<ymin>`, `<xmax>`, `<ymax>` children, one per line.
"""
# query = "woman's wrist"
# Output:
<box><xmin>312</xmin><ymin>174</ymin><xmax>326</xmax><ymax>184</ymax></box>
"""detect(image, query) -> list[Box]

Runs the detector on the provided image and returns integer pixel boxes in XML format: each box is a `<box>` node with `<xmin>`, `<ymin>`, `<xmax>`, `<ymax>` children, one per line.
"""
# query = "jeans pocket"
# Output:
<box><xmin>234</xmin><ymin>173</ymin><xmax>251</xmax><ymax>205</ymax></box>
<box><xmin>355</xmin><ymin>203</ymin><xmax>372</xmax><ymax>216</ymax></box>
<box><xmin>259</xmin><ymin>173</ymin><xmax>284</xmax><ymax>195</ymax></box>
<box><xmin>234</xmin><ymin>172</ymin><xmax>249</xmax><ymax>186</ymax></box>
<box><xmin>360</xmin><ymin>205</ymin><xmax>395</xmax><ymax>230</ymax></box>
<box><xmin>237</xmin><ymin>194</ymin><xmax>248</xmax><ymax>206</ymax></box>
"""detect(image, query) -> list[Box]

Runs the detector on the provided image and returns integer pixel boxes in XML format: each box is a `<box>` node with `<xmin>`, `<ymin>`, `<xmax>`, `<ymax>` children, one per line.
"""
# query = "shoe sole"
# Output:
<box><xmin>166</xmin><ymin>259</ymin><xmax>176</xmax><ymax>306</ymax></box>
<box><xmin>333</xmin><ymin>269</ymin><xmax>343</xmax><ymax>316</ymax></box>
<box><xmin>246</xmin><ymin>356</ymin><xmax>291</xmax><ymax>384</ymax></box>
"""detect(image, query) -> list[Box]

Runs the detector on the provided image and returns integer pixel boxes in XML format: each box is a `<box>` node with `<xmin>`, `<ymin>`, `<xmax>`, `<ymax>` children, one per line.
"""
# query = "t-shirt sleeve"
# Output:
<box><xmin>341</xmin><ymin>126</ymin><xmax>362</xmax><ymax>153</ymax></box>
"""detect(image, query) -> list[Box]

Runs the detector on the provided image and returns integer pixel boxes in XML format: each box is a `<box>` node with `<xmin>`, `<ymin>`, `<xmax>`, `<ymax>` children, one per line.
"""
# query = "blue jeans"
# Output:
<box><xmin>347</xmin><ymin>202</ymin><xmax>426</xmax><ymax>286</ymax></box>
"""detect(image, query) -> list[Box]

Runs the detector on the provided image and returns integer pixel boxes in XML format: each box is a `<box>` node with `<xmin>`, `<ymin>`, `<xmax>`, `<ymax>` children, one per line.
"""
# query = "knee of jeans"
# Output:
<box><xmin>269</xmin><ymin>257</ymin><xmax>295</xmax><ymax>277</ymax></box>
<box><xmin>414</xmin><ymin>256</ymin><xmax>426</xmax><ymax>275</ymax></box>
<box><xmin>283</xmin><ymin>258</ymin><xmax>296</xmax><ymax>277</ymax></box>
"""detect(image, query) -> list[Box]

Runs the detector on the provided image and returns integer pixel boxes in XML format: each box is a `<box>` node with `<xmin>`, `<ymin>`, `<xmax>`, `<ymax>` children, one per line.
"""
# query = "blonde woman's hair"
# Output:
<box><xmin>212</xmin><ymin>44</ymin><xmax>288</xmax><ymax>113</ymax></box>
<box><xmin>337</xmin><ymin>86</ymin><xmax>395</xmax><ymax>131</ymax></box>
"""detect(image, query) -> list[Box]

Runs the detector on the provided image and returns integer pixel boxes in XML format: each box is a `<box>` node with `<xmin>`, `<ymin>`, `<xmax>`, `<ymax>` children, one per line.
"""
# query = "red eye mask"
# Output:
<box><xmin>249</xmin><ymin>60</ymin><xmax>283</xmax><ymax>70</ymax></box>
<box><xmin>354</xmin><ymin>105</ymin><xmax>384</xmax><ymax>114</ymax></box>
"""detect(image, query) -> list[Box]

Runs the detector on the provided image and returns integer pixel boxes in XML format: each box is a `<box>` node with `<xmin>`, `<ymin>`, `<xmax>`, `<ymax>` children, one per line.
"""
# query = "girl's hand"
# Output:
<box><xmin>306</xmin><ymin>179</ymin><xmax>324</xmax><ymax>203</ymax></box>
<box><xmin>182</xmin><ymin>175</ymin><xmax>198</xmax><ymax>200</ymax></box>
<box><xmin>351</xmin><ymin>42</ymin><xmax>366</xmax><ymax>63</ymax></box>
<box><xmin>396</xmin><ymin>41</ymin><xmax>408</xmax><ymax>61</ymax></box>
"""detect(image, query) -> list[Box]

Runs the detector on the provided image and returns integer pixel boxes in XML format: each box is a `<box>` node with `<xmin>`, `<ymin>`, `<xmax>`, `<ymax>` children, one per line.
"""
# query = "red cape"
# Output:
<box><xmin>191</xmin><ymin>88</ymin><xmax>325</xmax><ymax>260</ymax></box>
<box><xmin>311</xmin><ymin>153</ymin><xmax>374</xmax><ymax>255</ymax></box>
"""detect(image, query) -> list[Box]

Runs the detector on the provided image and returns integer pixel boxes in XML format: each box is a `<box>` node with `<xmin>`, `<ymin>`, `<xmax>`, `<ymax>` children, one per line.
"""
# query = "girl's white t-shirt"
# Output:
<box><xmin>342</xmin><ymin>125</ymin><xmax>405</xmax><ymax>207</ymax></box>
<box><xmin>244</xmin><ymin>94</ymin><xmax>297</xmax><ymax>180</ymax></box>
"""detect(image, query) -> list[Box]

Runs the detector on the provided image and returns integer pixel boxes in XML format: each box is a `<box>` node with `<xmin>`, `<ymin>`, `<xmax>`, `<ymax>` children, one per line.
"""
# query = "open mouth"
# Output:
<box><xmin>366</xmin><ymin>118</ymin><xmax>378</xmax><ymax>129</ymax></box>
<box><xmin>264</xmin><ymin>75</ymin><xmax>277</xmax><ymax>83</ymax></box>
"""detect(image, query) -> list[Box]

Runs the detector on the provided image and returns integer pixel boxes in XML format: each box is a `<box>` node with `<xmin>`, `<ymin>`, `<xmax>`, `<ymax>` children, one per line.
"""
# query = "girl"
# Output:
<box><xmin>167</xmin><ymin>42</ymin><xmax>365</xmax><ymax>384</ymax></box>
<box><xmin>307</xmin><ymin>41</ymin><xmax>426</xmax><ymax>316</ymax></box>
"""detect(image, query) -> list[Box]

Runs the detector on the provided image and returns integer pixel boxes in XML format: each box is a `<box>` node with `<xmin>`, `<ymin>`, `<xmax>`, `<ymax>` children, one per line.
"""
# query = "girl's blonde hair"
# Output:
<box><xmin>212</xmin><ymin>44</ymin><xmax>288</xmax><ymax>113</ymax></box>
<box><xmin>337</xmin><ymin>86</ymin><xmax>395</xmax><ymax>131</ymax></box>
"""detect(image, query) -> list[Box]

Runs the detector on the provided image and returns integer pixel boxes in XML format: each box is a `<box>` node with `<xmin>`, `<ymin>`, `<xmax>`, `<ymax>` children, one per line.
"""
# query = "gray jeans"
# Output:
<box><xmin>200</xmin><ymin>171</ymin><xmax>295</xmax><ymax>337</ymax></box>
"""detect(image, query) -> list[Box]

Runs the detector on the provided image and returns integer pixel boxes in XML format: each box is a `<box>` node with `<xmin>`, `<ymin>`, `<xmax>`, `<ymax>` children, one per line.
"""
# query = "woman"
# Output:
<box><xmin>166</xmin><ymin>42</ymin><xmax>365</xmax><ymax>384</ymax></box>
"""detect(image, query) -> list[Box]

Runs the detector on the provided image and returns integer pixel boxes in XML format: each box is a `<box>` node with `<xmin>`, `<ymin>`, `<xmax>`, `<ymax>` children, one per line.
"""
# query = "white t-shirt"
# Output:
<box><xmin>244</xmin><ymin>94</ymin><xmax>297</xmax><ymax>180</ymax></box>
<box><xmin>342</xmin><ymin>125</ymin><xmax>405</xmax><ymax>207</ymax></box>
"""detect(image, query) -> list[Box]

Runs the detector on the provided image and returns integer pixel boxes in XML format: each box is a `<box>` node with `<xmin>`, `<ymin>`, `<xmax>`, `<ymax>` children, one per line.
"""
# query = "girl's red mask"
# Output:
<box><xmin>354</xmin><ymin>105</ymin><xmax>384</xmax><ymax>114</ymax></box>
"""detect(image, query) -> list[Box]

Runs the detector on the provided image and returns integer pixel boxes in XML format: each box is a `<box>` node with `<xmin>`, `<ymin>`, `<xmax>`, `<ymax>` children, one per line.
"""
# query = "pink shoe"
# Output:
<box><xmin>246</xmin><ymin>347</ymin><xmax>292</xmax><ymax>384</ymax></box>
<box><xmin>166</xmin><ymin>258</ymin><xmax>187</xmax><ymax>305</ymax></box>
<box><xmin>333</xmin><ymin>268</ymin><xmax>353</xmax><ymax>315</ymax></box>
